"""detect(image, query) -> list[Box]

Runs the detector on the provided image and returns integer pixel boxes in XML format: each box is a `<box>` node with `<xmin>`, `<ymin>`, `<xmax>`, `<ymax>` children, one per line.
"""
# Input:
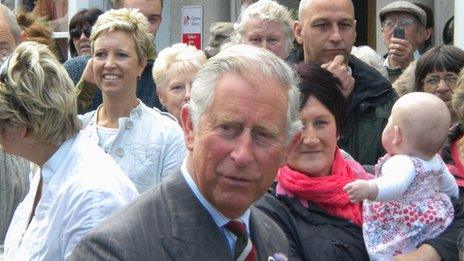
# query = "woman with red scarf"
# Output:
<box><xmin>256</xmin><ymin>63</ymin><xmax>371</xmax><ymax>260</ymax></box>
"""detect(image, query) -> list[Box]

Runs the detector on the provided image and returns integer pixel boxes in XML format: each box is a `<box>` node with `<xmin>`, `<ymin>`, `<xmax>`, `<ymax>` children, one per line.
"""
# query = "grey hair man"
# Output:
<box><xmin>233</xmin><ymin>0</ymin><xmax>294</xmax><ymax>59</ymax></box>
<box><xmin>0</xmin><ymin>3</ymin><xmax>29</xmax><ymax>245</ymax></box>
<box><xmin>69</xmin><ymin>44</ymin><xmax>299</xmax><ymax>260</ymax></box>
<box><xmin>379</xmin><ymin>1</ymin><xmax>427</xmax><ymax>82</ymax></box>
<box><xmin>293</xmin><ymin>0</ymin><xmax>396</xmax><ymax>165</ymax></box>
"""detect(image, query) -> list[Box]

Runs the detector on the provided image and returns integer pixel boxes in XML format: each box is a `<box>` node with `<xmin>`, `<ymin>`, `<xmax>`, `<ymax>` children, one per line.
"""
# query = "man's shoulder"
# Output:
<box><xmin>349</xmin><ymin>55</ymin><xmax>396</xmax><ymax>105</ymax></box>
<box><xmin>69</xmin><ymin>172</ymin><xmax>183</xmax><ymax>259</ymax></box>
<box><xmin>350</xmin><ymin>55</ymin><xmax>391</xmax><ymax>88</ymax></box>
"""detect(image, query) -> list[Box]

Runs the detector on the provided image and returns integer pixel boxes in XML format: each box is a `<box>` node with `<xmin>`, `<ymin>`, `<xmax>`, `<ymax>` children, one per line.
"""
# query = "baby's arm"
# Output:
<box><xmin>344</xmin><ymin>155</ymin><xmax>415</xmax><ymax>202</ymax></box>
<box><xmin>439</xmin><ymin>163</ymin><xmax>459</xmax><ymax>199</ymax></box>
<box><xmin>343</xmin><ymin>179</ymin><xmax>378</xmax><ymax>203</ymax></box>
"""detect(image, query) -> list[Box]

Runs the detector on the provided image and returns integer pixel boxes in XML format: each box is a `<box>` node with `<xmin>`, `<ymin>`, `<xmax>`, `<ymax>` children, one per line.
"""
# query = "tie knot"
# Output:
<box><xmin>225</xmin><ymin>220</ymin><xmax>246</xmax><ymax>237</ymax></box>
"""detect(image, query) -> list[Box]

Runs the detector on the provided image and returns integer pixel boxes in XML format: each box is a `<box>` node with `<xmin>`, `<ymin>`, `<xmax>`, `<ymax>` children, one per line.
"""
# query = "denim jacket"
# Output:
<box><xmin>80</xmin><ymin>101</ymin><xmax>186</xmax><ymax>193</ymax></box>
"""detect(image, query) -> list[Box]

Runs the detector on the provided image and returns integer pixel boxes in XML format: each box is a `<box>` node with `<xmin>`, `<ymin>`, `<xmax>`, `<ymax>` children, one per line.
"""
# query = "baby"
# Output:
<box><xmin>344</xmin><ymin>92</ymin><xmax>459</xmax><ymax>260</ymax></box>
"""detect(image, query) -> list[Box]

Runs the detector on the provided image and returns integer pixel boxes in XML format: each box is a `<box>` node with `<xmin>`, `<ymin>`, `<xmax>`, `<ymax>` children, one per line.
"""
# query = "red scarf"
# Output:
<box><xmin>276</xmin><ymin>148</ymin><xmax>362</xmax><ymax>226</ymax></box>
<box><xmin>449</xmin><ymin>140</ymin><xmax>464</xmax><ymax>187</ymax></box>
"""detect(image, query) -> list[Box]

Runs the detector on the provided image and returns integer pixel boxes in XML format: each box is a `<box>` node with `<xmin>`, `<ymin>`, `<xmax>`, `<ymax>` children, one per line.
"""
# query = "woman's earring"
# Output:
<box><xmin>137</xmin><ymin>75</ymin><xmax>141</xmax><ymax>81</ymax></box>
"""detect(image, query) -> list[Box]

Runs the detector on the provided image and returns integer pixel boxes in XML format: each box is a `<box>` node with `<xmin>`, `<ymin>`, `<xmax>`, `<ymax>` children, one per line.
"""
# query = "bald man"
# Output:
<box><xmin>292</xmin><ymin>0</ymin><xmax>396</xmax><ymax>165</ymax></box>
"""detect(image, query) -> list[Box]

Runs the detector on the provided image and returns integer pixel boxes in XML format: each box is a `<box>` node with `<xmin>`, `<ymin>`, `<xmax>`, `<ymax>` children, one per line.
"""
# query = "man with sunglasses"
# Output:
<box><xmin>379</xmin><ymin>1</ymin><xmax>428</xmax><ymax>82</ymax></box>
<box><xmin>64</xmin><ymin>0</ymin><xmax>164</xmax><ymax>113</ymax></box>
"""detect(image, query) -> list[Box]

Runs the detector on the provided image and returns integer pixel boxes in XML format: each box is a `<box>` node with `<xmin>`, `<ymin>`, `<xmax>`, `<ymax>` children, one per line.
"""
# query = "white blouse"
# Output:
<box><xmin>4</xmin><ymin>132</ymin><xmax>138</xmax><ymax>260</ymax></box>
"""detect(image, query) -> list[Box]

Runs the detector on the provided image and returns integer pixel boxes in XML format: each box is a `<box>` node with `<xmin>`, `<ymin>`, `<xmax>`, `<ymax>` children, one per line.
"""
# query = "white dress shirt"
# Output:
<box><xmin>4</xmin><ymin>131</ymin><xmax>138</xmax><ymax>260</ymax></box>
<box><xmin>80</xmin><ymin>101</ymin><xmax>186</xmax><ymax>193</ymax></box>
<box><xmin>180</xmin><ymin>159</ymin><xmax>251</xmax><ymax>254</ymax></box>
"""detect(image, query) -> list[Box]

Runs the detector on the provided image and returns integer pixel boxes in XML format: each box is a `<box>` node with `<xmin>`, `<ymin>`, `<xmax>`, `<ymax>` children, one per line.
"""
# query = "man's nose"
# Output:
<box><xmin>230</xmin><ymin>132</ymin><xmax>254</xmax><ymax>167</ymax></box>
<box><xmin>329</xmin><ymin>26</ymin><xmax>342</xmax><ymax>42</ymax></box>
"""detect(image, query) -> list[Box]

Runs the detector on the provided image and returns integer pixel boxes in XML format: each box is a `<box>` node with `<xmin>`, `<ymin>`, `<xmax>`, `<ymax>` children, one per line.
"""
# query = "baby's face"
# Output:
<box><xmin>381</xmin><ymin>115</ymin><xmax>396</xmax><ymax>155</ymax></box>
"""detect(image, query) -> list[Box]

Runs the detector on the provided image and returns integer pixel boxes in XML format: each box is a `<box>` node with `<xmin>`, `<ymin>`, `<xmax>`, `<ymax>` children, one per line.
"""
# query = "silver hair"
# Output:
<box><xmin>233</xmin><ymin>0</ymin><xmax>294</xmax><ymax>57</ymax></box>
<box><xmin>0</xmin><ymin>4</ymin><xmax>21</xmax><ymax>45</ymax></box>
<box><xmin>188</xmin><ymin>44</ymin><xmax>301</xmax><ymax>143</ymax></box>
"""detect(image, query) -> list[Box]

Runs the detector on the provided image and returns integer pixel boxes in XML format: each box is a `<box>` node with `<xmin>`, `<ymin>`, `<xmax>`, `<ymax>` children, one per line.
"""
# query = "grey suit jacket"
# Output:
<box><xmin>69</xmin><ymin>169</ymin><xmax>289</xmax><ymax>260</ymax></box>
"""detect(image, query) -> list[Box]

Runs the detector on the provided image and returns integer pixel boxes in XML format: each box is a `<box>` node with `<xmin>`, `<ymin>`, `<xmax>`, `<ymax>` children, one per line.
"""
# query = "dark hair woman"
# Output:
<box><xmin>68</xmin><ymin>8</ymin><xmax>103</xmax><ymax>58</ymax></box>
<box><xmin>415</xmin><ymin>45</ymin><xmax>464</xmax><ymax>122</ymax></box>
<box><xmin>256</xmin><ymin>63</ymin><xmax>372</xmax><ymax>260</ymax></box>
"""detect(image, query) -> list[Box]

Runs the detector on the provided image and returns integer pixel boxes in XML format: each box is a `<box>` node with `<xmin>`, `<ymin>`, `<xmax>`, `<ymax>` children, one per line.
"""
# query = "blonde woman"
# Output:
<box><xmin>152</xmin><ymin>43</ymin><xmax>206</xmax><ymax>122</ymax></box>
<box><xmin>80</xmin><ymin>8</ymin><xmax>185</xmax><ymax>193</ymax></box>
<box><xmin>1</xmin><ymin>41</ymin><xmax>138</xmax><ymax>259</ymax></box>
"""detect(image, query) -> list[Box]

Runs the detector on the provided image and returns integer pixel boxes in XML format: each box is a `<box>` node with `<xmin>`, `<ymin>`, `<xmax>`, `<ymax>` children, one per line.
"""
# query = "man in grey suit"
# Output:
<box><xmin>69</xmin><ymin>44</ymin><xmax>301</xmax><ymax>260</ymax></box>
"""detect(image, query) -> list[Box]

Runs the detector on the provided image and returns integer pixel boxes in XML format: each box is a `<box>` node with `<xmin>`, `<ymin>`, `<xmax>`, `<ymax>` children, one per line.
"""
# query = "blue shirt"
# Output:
<box><xmin>181</xmin><ymin>159</ymin><xmax>251</xmax><ymax>254</ymax></box>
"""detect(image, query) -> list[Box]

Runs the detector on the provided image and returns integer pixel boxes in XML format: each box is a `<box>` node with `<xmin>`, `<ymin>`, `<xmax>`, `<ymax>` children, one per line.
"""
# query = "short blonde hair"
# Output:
<box><xmin>152</xmin><ymin>43</ymin><xmax>206</xmax><ymax>93</ymax></box>
<box><xmin>0</xmin><ymin>41</ymin><xmax>81</xmax><ymax>145</ymax></box>
<box><xmin>452</xmin><ymin>68</ymin><xmax>464</xmax><ymax>123</ymax></box>
<box><xmin>233</xmin><ymin>0</ymin><xmax>294</xmax><ymax>56</ymax></box>
<box><xmin>90</xmin><ymin>8</ymin><xmax>153</xmax><ymax>62</ymax></box>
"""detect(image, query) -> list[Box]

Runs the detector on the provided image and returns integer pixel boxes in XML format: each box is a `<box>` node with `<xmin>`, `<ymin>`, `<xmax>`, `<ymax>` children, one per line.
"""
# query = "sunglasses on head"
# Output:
<box><xmin>70</xmin><ymin>26</ymin><xmax>92</xmax><ymax>39</ymax></box>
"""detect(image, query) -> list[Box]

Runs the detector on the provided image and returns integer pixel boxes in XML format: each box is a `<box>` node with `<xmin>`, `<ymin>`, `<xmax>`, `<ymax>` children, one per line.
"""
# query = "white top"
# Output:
<box><xmin>374</xmin><ymin>154</ymin><xmax>459</xmax><ymax>201</ymax></box>
<box><xmin>3</xmin><ymin>131</ymin><xmax>138</xmax><ymax>260</ymax></box>
<box><xmin>80</xmin><ymin>100</ymin><xmax>186</xmax><ymax>193</ymax></box>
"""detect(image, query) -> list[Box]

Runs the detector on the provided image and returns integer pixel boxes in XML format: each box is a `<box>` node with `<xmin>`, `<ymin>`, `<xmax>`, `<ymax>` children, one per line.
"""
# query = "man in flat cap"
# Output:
<box><xmin>379</xmin><ymin>1</ymin><xmax>428</xmax><ymax>82</ymax></box>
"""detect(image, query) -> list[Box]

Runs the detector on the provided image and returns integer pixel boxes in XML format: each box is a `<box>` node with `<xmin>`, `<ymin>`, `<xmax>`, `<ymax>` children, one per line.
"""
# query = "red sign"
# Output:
<box><xmin>182</xmin><ymin>33</ymin><xmax>201</xmax><ymax>50</ymax></box>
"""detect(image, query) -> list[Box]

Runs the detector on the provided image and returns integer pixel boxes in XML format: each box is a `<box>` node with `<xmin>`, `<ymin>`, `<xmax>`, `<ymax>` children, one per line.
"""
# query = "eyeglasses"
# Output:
<box><xmin>382</xmin><ymin>17</ymin><xmax>416</xmax><ymax>29</ymax></box>
<box><xmin>0</xmin><ymin>54</ymin><xmax>29</xmax><ymax>121</ymax></box>
<box><xmin>423</xmin><ymin>74</ymin><xmax>458</xmax><ymax>88</ymax></box>
<box><xmin>70</xmin><ymin>26</ymin><xmax>92</xmax><ymax>39</ymax></box>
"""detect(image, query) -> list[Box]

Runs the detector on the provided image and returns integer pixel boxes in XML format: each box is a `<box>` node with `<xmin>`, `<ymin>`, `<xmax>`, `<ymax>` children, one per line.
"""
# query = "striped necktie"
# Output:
<box><xmin>225</xmin><ymin>220</ymin><xmax>257</xmax><ymax>261</ymax></box>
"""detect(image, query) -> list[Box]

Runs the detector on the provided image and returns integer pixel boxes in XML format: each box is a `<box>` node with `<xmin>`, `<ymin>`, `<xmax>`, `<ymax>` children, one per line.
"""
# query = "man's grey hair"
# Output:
<box><xmin>188</xmin><ymin>44</ymin><xmax>302</xmax><ymax>143</ymax></box>
<box><xmin>233</xmin><ymin>0</ymin><xmax>294</xmax><ymax>57</ymax></box>
<box><xmin>0</xmin><ymin>4</ymin><xmax>21</xmax><ymax>45</ymax></box>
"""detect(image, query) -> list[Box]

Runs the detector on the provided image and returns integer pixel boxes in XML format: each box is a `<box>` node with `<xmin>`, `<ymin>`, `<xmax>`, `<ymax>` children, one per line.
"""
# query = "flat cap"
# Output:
<box><xmin>379</xmin><ymin>1</ymin><xmax>427</xmax><ymax>26</ymax></box>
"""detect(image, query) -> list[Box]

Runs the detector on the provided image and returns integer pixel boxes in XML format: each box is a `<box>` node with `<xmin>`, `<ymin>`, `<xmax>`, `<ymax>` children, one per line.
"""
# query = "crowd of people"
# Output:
<box><xmin>0</xmin><ymin>0</ymin><xmax>463</xmax><ymax>260</ymax></box>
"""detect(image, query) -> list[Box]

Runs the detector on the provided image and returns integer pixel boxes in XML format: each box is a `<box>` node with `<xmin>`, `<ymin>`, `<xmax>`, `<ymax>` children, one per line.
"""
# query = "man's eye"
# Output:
<box><xmin>218</xmin><ymin>124</ymin><xmax>239</xmax><ymax>137</ymax></box>
<box><xmin>339</xmin><ymin>23</ymin><xmax>352</xmax><ymax>30</ymax></box>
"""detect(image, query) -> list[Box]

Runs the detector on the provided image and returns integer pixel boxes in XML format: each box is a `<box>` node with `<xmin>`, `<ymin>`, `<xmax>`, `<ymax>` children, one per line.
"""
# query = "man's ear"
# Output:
<box><xmin>180</xmin><ymin>105</ymin><xmax>195</xmax><ymax>151</ymax></box>
<box><xmin>282</xmin><ymin>131</ymin><xmax>301</xmax><ymax>165</ymax></box>
<box><xmin>422</xmin><ymin>28</ymin><xmax>433</xmax><ymax>42</ymax></box>
<box><xmin>294</xmin><ymin>21</ymin><xmax>303</xmax><ymax>45</ymax></box>
<box><xmin>392</xmin><ymin>125</ymin><xmax>402</xmax><ymax>145</ymax></box>
<box><xmin>19</xmin><ymin>31</ymin><xmax>28</xmax><ymax>42</ymax></box>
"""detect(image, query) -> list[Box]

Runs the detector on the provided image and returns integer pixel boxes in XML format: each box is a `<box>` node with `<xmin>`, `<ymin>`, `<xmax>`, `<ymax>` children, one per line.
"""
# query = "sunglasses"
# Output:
<box><xmin>0</xmin><ymin>54</ymin><xmax>30</xmax><ymax>121</ymax></box>
<box><xmin>70</xmin><ymin>26</ymin><xmax>92</xmax><ymax>39</ymax></box>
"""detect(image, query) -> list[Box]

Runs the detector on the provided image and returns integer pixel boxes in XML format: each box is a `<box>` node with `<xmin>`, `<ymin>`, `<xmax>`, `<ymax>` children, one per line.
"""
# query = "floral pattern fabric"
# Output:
<box><xmin>363</xmin><ymin>155</ymin><xmax>454</xmax><ymax>260</ymax></box>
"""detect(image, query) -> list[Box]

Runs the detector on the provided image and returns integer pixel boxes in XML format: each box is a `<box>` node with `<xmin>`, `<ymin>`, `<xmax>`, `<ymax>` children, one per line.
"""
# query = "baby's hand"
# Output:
<box><xmin>343</xmin><ymin>180</ymin><xmax>374</xmax><ymax>203</ymax></box>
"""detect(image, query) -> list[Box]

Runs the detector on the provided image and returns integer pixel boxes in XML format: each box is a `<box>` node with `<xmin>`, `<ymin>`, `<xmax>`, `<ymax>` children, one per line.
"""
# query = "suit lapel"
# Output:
<box><xmin>161</xmin><ymin>170</ymin><xmax>233</xmax><ymax>260</ymax></box>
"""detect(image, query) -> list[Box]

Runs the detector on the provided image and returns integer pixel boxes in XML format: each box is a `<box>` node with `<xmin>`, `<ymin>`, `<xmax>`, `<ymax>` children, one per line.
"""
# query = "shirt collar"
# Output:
<box><xmin>41</xmin><ymin>135</ymin><xmax>76</xmax><ymax>183</ymax></box>
<box><xmin>180</xmin><ymin>158</ymin><xmax>251</xmax><ymax>231</ymax></box>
